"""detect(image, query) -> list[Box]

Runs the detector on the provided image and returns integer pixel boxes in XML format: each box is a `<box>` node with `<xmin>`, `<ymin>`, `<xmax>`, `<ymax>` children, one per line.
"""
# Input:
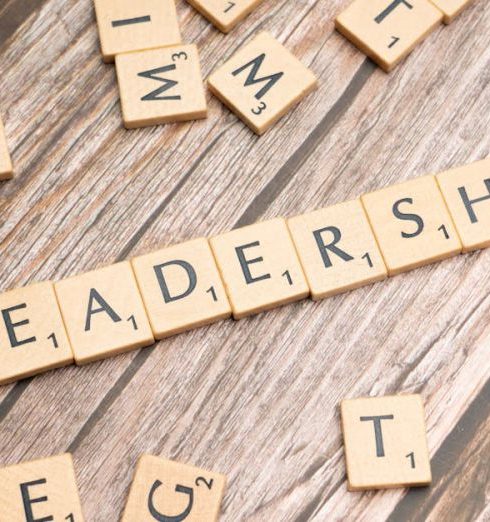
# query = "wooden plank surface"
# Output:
<box><xmin>0</xmin><ymin>0</ymin><xmax>489</xmax><ymax>520</ymax></box>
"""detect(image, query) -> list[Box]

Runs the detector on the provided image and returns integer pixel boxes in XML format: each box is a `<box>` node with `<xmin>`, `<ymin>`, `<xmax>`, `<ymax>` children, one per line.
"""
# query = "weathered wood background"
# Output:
<box><xmin>0</xmin><ymin>0</ymin><xmax>489</xmax><ymax>520</ymax></box>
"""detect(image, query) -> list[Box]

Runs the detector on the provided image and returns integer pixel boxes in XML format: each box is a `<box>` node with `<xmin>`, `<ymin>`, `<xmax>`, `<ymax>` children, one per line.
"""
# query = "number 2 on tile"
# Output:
<box><xmin>195</xmin><ymin>476</ymin><xmax>214</xmax><ymax>490</ymax></box>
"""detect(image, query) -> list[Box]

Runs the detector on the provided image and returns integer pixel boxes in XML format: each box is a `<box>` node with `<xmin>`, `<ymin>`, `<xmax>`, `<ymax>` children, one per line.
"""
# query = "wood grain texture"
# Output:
<box><xmin>0</xmin><ymin>0</ymin><xmax>488</xmax><ymax>521</ymax></box>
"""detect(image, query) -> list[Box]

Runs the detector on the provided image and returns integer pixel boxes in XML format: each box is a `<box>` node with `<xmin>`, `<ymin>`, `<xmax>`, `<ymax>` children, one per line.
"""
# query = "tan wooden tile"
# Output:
<box><xmin>132</xmin><ymin>238</ymin><xmax>231</xmax><ymax>339</ymax></box>
<box><xmin>0</xmin><ymin>281</ymin><xmax>73</xmax><ymax>385</ymax></box>
<box><xmin>341</xmin><ymin>394</ymin><xmax>431</xmax><ymax>491</ymax></box>
<box><xmin>208</xmin><ymin>31</ymin><xmax>318</xmax><ymax>135</ymax></box>
<box><xmin>186</xmin><ymin>0</ymin><xmax>264</xmax><ymax>33</ymax></box>
<box><xmin>288</xmin><ymin>199</ymin><xmax>387</xmax><ymax>300</ymax></box>
<box><xmin>122</xmin><ymin>455</ymin><xmax>226</xmax><ymax>522</ymax></box>
<box><xmin>94</xmin><ymin>0</ymin><xmax>181</xmax><ymax>63</ymax></box>
<box><xmin>116</xmin><ymin>45</ymin><xmax>207</xmax><ymax>129</ymax></box>
<box><xmin>361</xmin><ymin>175</ymin><xmax>462</xmax><ymax>276</ymax></box>
<box><xmin>55</xmin><ymin>261</ymin><xmax>154</xmax><ymax>365</ymax></box>
<box><xmin>335</xmin><ymin>0</ymin><xmax>442</xmax><ymax>72</ymax></box>
<box><xmin>0</xmin><ymin>117</ymin><xmax>13</xmax><ymax>181</ymax></box>
<box><xmin>436</xmin><ymin>158</ymin><xmax>490</xmax><ymax>253</ymax></box>
<box><xmin>429</xmin><ymin>0</ymin><xmax>474</xmax><ymax>23</ymax></box>
<box><xmin>0</xmin><ymin>454</ymin><xmax>85</xmax><ymax>521</ymax></box>
<box><xmin>209</xmin><ymin>218</ymin><xmax>309</xmax><ymax>319</ymax></box>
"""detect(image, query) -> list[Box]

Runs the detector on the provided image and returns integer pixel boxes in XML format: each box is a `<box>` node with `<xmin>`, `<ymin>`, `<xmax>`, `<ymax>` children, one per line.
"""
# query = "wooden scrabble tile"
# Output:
<box><xmin>186</xmin><ymin>0</ymin><xmax>264</xmax><ymax>33</ymax></box>
<box><xmin>208</xmin><ymin>31</ymin><xmax>318</xmax><ymax>135</ymax></box>
<box><xmin>94</xmin><ymin>0</ymin><xmax>181</xmax><ymax>62</ymax></box>
<box><xmin>335</xmin><ymin>0</ymin><xmax>443</xmax><ymax>72</ymax></box>
<box><xmin>132</xmin><ymin>238</ymin><xmax>231</xmax><ymax>339</ymax></box>
<box><xmin>0</xmin><ymin>117</ymin><xmax>13</xmax><ymax>181</ymax></box>
<box><xmin>288</xmin><ymin>199</ymin><xmax>387</xmax><ymax>300</ymax></box>
<box><xmin>122</xmin><ymin>455</ymin><xmax>226</xmax><ymax>522</ymax></box>
<box><xmin>436</xmin><ymin>158</ymin><xmax>490</xmax><ymax>253</ymax></box>
<box><xmin>341</xmin><ymin>394</ymin><xmax>431</xmax><ymax>490</ymax></box>
<box><xmin>361</xmin><ymin>175</ymin><xmax>462</xmax><ymax>276</ymax></box>
<box><xmin>0</xmin><ymin>282</ymin><xmax>73</xmax><ymax>385</ymax></box>
<box><xmin>55</xmin><ymin>261</ymin><xmax>154</xmax><ymax>365</ymax></box>
<box><xmin>429</xmin><ymin>0</ymin><xmax>473</xmax><ymax>23</ymax></box>
<box><xmin>0</xmin><ymin>454</ymin><xmax>85</xmax><ymax>521</ymax></box>
<box><xmin>209</xmin><ymin>218</ymin><xmax>309</xmax><ymax>319</ymax></box>
<box><xmin>116</xmin><ymin>45</ymin><xmax>207</xmax><ymax>129</ymax></box>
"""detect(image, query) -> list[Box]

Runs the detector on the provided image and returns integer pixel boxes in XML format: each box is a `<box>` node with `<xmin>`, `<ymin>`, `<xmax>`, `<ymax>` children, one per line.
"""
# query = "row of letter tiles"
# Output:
<box><xmin>0</xmin><ymin>453</ymin><xmax>226</xmax><ymax>521</ymax></box>
<box><xmin>93</xmin><ymin>0</ymin><xmax>181</xmax><ymax>63</ymax></box>
<box><xmin>335</xmin><ymin>0</ymin><xmax>444</xmax><ymax>72</ymax></box>
<box><xmin>341</xmin><ymin>394</ymin><xmax>431</xmax><ymax>490</ymax></box>
<box><xmin>0</xmin><ymin>116</ymin><xmax>13</xmax><ymax>181</ymax></box>
<box><xmin>0</xmin><ymin>159</ymin><xmax>488</xmax><ymax>384</ymax></box>
<box><xmin>185</xmin><ymin>0</ymin><xmax>265</xmax><ymax>33</ymax></box>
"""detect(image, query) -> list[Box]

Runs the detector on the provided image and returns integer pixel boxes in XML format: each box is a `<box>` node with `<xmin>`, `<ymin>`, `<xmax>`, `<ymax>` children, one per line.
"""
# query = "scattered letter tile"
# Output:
<box><xmin>208</xmin><ymin>31</ymin><xmax>317</xmax><ymax>135</ymax></box>
<box><xmin>0</xmin><ymin>117</ymin><xmax>13</xmax><ymax>181</ymax></box>
<box><xmin>428</xmin><ymin>0</ymin><xmax>474</xmax><ymax>23</ymax></box>
<box><xmin>186</xmin><ymin>0</ymin><xmax>264</xmax><ymax>33</ymax></box>
<box><xmin>122</xmin><ymin>455</ymin><xmax>226</xmax><ymax>522</ymax></box>
<box><xmin>0</xmin><ymin>282</ymin><xmax>73</xmax><ymax>385</ymax></box>
<box><xmin>361</xmin><ymin>175</ymin><xmax>462</xmax><ymax>276</ymax></box>
<box><xmin>132</xmin><ymin>238</ymin><xmax>231</xmax><ymax>339</ymax></box>
<box><xmin>55</xmin><ymin>262</ymin><xmax>154</xmax><ymax>365</ymax></box>
<box><xmin>288</xmin><ymin>199</ymin><xmax>387</xmax><ymax>300</ymax></box>
<box><xmin>209</xmin><ymin>218</ymin><xmax>309</xmax><ymax>319</ymax></box>
<box><xmin>94</xmin><ymin>0</ymin><xmax>181</xmax><ymax>62</ymax></box>
<box><xmin>335</xmin><ymin>0</ymin><xmax>442</xmax><ymax>72</ymax></box>
<box><xmin>0</xmin><ymin>454</ymin><xmax>85</xmax><ymax>521</ymax></box>
<box><xmin>437</xmin><ymin>158</ymin><xmax>490</xmax><ymax>252</ymax></box>
<box><xmin>116</xmin><ymin>45</ymin><xmax>207</xmax><ymax>129</ymax></box>
<box><xmin>341</xmin><ymin>394</ymin><xmax>431</xmax><ymax>490</ymax></box>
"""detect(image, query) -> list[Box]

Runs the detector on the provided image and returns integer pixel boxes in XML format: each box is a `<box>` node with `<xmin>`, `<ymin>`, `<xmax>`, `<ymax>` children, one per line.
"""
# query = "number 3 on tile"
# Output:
<box><xmin>172</xmin><ymin>51</ymin><xmax>188</xmax><ymax>62</ymax></box>
<box><xmin>252</xmin><ymin>101</ymin><xmax>267</xmax><ymax>115</ymax></box>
